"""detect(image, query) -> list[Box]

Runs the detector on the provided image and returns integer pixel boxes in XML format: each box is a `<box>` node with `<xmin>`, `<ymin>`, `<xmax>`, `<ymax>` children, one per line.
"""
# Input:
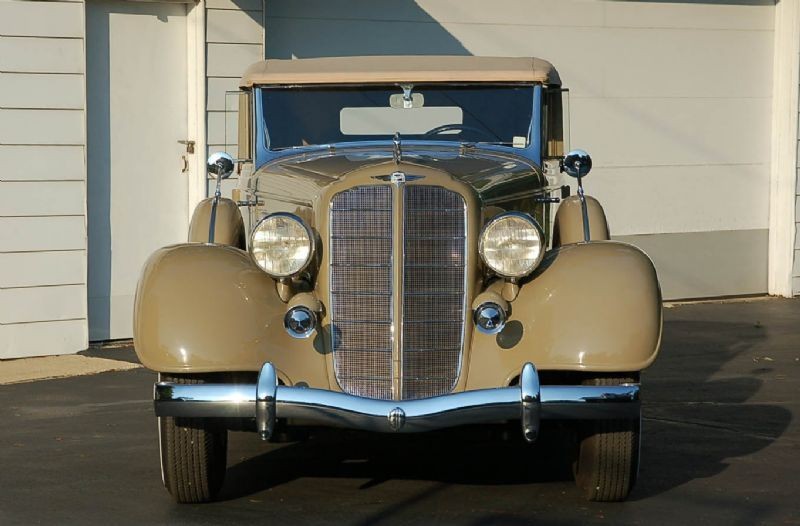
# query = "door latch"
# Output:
<box><xmin>178</xmin><ymin>140</ymin><xmax>195</xmax><ymax>154</ymax></box>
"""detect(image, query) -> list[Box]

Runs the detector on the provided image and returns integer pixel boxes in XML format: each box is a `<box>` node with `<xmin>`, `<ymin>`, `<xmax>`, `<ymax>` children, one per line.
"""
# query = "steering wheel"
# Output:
<box><xmin>422</xmin><ymin>123</ymin><xmax>500</xmax><ymax>142</ymax></box>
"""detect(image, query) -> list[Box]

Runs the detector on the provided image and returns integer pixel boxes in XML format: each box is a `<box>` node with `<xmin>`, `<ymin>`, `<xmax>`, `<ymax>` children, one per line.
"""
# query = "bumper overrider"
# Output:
<box><xmin>154</xmin><ymin>363</ymin><xmax>640</xmax><ymax>443</ymax></box>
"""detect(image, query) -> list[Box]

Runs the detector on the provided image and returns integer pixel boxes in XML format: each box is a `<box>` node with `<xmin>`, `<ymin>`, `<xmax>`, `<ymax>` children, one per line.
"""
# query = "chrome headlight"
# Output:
<box><xmin>479</xmin><ymin>212</ymin><xmax>545</xmax><ymax>278</ymax></box>
<box><xmin>250</xmin><ymin>213</ymin><xmax>314</xmax><ymax>277</ymax></box>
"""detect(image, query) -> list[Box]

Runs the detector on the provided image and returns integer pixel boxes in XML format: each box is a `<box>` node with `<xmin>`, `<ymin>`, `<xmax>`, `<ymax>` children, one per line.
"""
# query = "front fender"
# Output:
<box><xmin>466</xmin><ymin>241</ymin><xmax>662</xmax><ymax>389</ymax></box>
<box><xmin>133</xmin><ymin>244</ymin><xmax>330</xmax><ymax>387</ymax></box>
<box><xmin>188</xmin><ymin>197</ymin><xmax>246</xmax><ymax>248</ymax></box>
<box><xmin>553</xmin><ymin>195</ymin><xmax>609</xmax><ymax>246</ymax></box>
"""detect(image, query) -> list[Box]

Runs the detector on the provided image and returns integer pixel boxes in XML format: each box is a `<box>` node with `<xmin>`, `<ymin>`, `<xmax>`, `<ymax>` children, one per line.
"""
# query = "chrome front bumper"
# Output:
<box><xmin>154</xmin><ymin>362</ymin><xmax>640</xmax><ymax>443</ymax></box>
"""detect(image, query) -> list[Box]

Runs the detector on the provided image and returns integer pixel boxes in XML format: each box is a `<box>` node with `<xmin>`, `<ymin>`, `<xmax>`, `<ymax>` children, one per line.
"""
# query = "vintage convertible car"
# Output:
<box><xmin>134</xmin><ymin>56</ymin><xmax>662</xmax><ymax>503</ymax></box>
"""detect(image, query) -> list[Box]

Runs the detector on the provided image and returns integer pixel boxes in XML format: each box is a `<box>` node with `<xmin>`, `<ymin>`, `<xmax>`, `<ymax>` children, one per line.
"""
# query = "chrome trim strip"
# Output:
<box><xmin>154</xmin><ymin>362</ymin><xmax>641</xmax><ymax>443</ymax></box>
<box><xmin>577</xmin><ymin>178</ymin><xmax>591</xmax><ymax>242</ymax></box>
<box><xmin>208</xmin><ymin>194</ymin><xmax>219</xmax><ymax>243</ymax></box>
<box><xmin>393</xmin><ymin>183</ymin><xmax>403</xmax><ymax>400</ymax></box>
<box><xmin>393</xmin><ymin>132</ymin><xmax>402</xmax><ymax>164</ymax></box>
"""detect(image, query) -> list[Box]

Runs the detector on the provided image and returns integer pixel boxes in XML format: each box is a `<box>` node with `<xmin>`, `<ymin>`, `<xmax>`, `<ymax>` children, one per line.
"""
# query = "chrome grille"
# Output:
<box><xmin>330</xmin><ymin>186</ymin><xmax>393</xmax><ymax>399</ymax></box>
<box><xmin>402</xmin><ymin>186</ymin><xmax>466</xmax><ymax>399</ymax></box>
<box><xmin>329</xmin><ymin>184</ymin><xmax>466</xmax><ymax>401</ymax></box>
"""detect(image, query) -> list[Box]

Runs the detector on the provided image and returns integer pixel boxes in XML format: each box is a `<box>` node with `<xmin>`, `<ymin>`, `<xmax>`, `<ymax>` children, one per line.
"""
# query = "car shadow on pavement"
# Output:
<box><xmin>218</xmin><ymin>317</ymin><xmax>792</xmax><ymax>505</ymax></box>
<box><xmin>632</xmin><ymin>318</ymin><xmax>792</xmax><ymax>501</ymax></box>
<box><xmin>219</xmin><ymin>424</ymin><xmax>575</xmax><ymax>502</ymax></box>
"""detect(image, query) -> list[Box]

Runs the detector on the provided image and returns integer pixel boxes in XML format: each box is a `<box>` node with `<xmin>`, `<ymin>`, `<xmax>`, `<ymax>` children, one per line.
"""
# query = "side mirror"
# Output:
<box><xmin>207</xmin><ymin>152</ymin><xmax>234</xmax><ymax>180</ymax></box>
<box><xmin>561</xmin><ymin>149</ymin><xmax>592</xmax><ymax>243</ymax></box>
<box><xmin>562</xmin><ymin>149</ymin><xmax>592</xmax><ymax>178</ymax></box>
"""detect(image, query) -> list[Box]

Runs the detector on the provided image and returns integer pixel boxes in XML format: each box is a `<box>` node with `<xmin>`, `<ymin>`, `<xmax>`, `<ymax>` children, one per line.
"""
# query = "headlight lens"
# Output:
<box><xmin>250</xmin><ymin>213</ymin><xmax>313</xmax><ymax>277</ymax></box>
<box><xmin>479</xmin><ymin>213</ymin><xmax>544</xmax><ymax>278</ymax></box>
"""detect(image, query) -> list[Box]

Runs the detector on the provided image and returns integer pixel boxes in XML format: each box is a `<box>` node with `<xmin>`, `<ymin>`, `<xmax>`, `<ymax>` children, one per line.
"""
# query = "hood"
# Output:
<box><xmin>248</xmin><ymin>144</ymin><xmax>548</xmax><ymax>208</ymax></box>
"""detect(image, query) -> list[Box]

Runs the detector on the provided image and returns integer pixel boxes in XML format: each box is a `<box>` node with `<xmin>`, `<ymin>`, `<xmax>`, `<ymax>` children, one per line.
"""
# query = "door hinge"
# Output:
<box><xmin>178</xmin><ymin>140</ymin><xmax>195</xmax><ymax>154</ymax></box>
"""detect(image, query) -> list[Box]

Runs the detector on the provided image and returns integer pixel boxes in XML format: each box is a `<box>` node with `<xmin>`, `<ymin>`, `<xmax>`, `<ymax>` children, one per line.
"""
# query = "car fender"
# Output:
<box><xmin>188</xmin><ymin>197</ymin><xmax>246</xmax><ymax>249</ymax></box>
<box><xmin>133</xmin><ymin>243</ymin><xmax>330</xmax><ymax>387</ymax></box>
<box><xmin>553</xmin><ymin>194</ymin><xmax>609</xmax><ymax>246</ymax></box>
<box><xmin>466</xmin><ymin>241</ymin><xmax>662</xmax><ymax>389</ymax></box>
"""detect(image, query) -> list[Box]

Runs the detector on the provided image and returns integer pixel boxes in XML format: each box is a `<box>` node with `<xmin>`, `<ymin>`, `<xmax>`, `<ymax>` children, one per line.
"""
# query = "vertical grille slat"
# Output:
<box><xmin>402</xmin><ymin>186</ymin><xmax>466</xmax><ymax>400</ymax></box>
<box><xmin>330</xmin><ymin>183</ymin><xmax>466</xmax><ymax>401</ymax></box>
<box><xmin>330</xmin><ymin>186</ymin><xmax>393</xmax><ymax>400</ymax></box>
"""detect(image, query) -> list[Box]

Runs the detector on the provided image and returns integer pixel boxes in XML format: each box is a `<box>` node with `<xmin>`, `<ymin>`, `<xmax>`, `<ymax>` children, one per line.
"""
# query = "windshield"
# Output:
<box><xmin>260</xmin><ymin>84</ymin><xmax>534</xmax><ymax>150</ymax></box>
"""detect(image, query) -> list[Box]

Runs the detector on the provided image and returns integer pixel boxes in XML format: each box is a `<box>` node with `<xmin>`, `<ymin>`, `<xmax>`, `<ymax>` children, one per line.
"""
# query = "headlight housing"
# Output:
<box><xmin>250</xmin><ymin>213</ymin><xmax>314</xmax><ymax>277</ymax></box>
<box><xmin>479</xmin><ymin>212</ymin><xmax>545</xmax><ymax>278</ymax></box>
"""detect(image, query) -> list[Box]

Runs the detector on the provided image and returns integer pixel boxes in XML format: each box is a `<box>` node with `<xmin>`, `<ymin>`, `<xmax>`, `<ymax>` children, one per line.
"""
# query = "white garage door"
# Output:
<box><xmin>264</xmin><ymin>0</ymin><xmax>774</xmax><ymax>300</ymax></box>
<box><xmin>86</xmin><ymin>0</ymin><xmax>191</xmax><ymax>340</ymax></box>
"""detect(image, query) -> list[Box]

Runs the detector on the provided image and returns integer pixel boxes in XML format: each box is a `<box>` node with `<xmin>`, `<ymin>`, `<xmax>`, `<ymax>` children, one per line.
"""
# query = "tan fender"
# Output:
<box><xmin>133</xmin><ymin>244</ymin><xmax>330</xmax><ymax>387</ymax></box>
<box><xmin>552</xmin><ymin>195</ymin><xmax>609</xmax><ymax>246</ymax></box>
<box><xmin>466</xmin><ymin>241</ymin><xmax>662</xmax><ymax>389</ymax></box>
<box><xmin>188</xmin><ymin>197</ymin><xmax>246</xmax><ymax>249</ymax></box>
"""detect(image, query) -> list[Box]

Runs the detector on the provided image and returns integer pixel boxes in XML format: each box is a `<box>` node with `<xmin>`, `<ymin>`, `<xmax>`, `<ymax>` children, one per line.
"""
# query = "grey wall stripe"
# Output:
<box><xmin>614</xmin><ymin>229</ymin><xmax>768</xmax><ymax>300</ymax></box>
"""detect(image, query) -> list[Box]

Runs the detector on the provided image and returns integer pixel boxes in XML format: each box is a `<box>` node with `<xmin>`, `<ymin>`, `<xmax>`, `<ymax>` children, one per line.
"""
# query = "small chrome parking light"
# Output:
<box><xmin>474</xmin><ymin>302</ymin><xmax>506</xmax><ymax>334</ymax></box>
<box><xmin>284</xmin><ymin>306</ymin><xmax>317</xmax><ymax>338</ymax></box>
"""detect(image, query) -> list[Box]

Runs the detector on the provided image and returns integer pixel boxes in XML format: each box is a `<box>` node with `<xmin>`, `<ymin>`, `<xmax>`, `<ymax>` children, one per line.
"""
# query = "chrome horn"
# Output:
<box><xmin>561</xmin><ymin>149</ymin><xmax>593</xmax><ymax>242</ymax></box>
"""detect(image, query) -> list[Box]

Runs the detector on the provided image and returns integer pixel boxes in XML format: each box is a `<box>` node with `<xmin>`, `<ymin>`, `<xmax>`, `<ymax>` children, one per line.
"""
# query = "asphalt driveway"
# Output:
<box><xmin>1</xmin><ymin>298</ymin><xmax>798</xmax><ymax>525</ymax></box>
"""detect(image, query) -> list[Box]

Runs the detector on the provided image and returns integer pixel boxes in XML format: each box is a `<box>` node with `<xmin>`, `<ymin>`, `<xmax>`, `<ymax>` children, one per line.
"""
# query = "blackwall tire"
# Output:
<box><xmin>573</xmin><ymin>375</ymin><xmax>640</xmax><ymax>502</ymax></box>
<box><xmin>158</xmin><ymin>374</ymin><xmax>228</xmax><ymax>503</ymax></box>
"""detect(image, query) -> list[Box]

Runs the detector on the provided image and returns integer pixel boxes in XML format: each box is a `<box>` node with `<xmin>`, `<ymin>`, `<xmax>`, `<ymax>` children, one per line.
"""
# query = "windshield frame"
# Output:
<box><xmin>253</xmin><ymin>83</ymin><xmax>543</xmax><ymax>169</ymax></box>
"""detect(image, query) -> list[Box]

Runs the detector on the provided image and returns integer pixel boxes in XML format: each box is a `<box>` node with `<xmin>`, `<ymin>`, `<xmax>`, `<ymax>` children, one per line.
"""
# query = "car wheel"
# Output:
<box><xmin>572</xmin><ymin>375</ymin><xmax>640</xmax><ymax>502</ymax></box>
<box><xmin>158</xmin><ymin>374</ymin><xmax>228</xmax><ymax>503</ymax></box>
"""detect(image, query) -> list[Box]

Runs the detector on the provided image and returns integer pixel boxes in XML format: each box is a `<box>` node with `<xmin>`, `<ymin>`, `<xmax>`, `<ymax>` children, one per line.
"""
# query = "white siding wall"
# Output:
<box><xmin>795</xmin><ymin>163</ymin><xmax>800</xmax><ymax>295</ymax></box>
<box><xmin>0</xmin><ymin>0</ymin><xmax>88</xmax><ymax>358</ymax></box>
<box><xmin>795</xmin><ymin>40</ymin><xmax>800</xmax><ymax>296</ymax></box>
<box><xmin>266</xmin><ymin>0</ymin><xmax>775</xmax><ymax>299</ymax></box>
<box><xmin>205</xmin><ymin>0</ymin><xmax>264</xmax><ymax>198</ymax></box>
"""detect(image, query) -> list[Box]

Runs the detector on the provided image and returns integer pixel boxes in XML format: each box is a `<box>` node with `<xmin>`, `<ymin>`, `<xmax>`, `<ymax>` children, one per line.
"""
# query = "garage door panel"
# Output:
<box><xmin>601</xmin><ymin>28</ymin><xmax>773</xmax><ymax>98</ymax></box>
<box><xmin>570</xmin><ymin>97</ymin><xmax>771</xmax><ymax>167</ymax></box>
<box><xmin>589</xmin><ymin>164</ymin><xmax>770</xmax><ymax>236</ymax></box>
<box><xmin>605</xmin><ymin>2</ymin><xmax>774</xmax><ymax>31</ymax></box>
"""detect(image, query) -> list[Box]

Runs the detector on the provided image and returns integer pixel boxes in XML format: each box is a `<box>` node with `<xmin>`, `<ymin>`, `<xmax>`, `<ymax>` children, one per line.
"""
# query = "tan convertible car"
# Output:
<box><xmin>134</xmin><ymin>56</ymin><xmax>662</xmax><ymax>503</ymax></box>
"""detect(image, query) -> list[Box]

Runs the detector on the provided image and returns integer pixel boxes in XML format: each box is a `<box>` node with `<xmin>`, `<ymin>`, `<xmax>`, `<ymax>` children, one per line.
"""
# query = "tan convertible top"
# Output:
<box><xmin>240</xmin><ymin>55</ymin><xmax>560</xmax><ymax>88</ymax></box>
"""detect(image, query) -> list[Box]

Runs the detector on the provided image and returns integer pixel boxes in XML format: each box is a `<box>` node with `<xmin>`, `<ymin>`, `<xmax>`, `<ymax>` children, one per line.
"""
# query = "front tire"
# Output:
<box><xmin>159</xmin><ymin>374</ymin><xmax>228</xmax><ymax>503</ymax></box>
<box><xmin>573</xmin><ymin>375</ymin><xmax>640</xmax><ymax>502</ymax></box>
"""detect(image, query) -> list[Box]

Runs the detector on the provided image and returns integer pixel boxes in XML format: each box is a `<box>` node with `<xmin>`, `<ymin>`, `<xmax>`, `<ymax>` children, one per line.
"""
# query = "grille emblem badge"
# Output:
<box><xmin>372</xmin><ymin>172</ymin><xmax>424</xmax><ymax>185</ymax></box>
<box><xmin>387</xmin><ymin>407</ymin><xmax>406</xmax><ymax>431</ymax></box>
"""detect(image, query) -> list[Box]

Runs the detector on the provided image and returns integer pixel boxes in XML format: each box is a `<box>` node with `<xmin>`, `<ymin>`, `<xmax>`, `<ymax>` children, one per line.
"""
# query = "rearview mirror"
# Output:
<box><xmin>389</xmin><ymin>92</ymin><xmax>424</xmax><ymax>109</ymax></box>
